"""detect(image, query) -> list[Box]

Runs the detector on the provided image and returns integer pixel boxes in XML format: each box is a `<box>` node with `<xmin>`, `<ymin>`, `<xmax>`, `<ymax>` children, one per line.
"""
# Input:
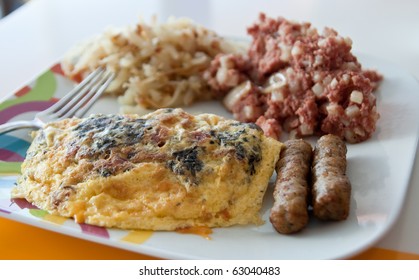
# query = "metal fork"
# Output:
<box><xmin>0</xmin><ymin>68</ymin><xmax>115</xmax><ymax>135</ymax></box>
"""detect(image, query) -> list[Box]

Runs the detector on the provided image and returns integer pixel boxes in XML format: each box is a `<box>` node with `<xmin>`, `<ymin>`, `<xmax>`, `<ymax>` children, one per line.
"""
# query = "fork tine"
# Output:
<box><xmin>41</xmin><ymin>67</ymin><xmax>104</xmax><ymax>115</ymax></box>
<box><xmin>57</xmin><ymin>70</ymin><xmax>109</xmax><ymax>119</ymax></box>
<box><xmin>49</xmin><ymin>69</ymin><xmax>106</xmax><ymax>118</ymax></box>
<box><xmin>70</xmin><ymin>71</ymin><xmax>115</xmax><ymax>119</ymax></box>
<box><xmin>1</xmin><ymin>67</ymin><xmax>114</xmax><ymax>134</ymax></box>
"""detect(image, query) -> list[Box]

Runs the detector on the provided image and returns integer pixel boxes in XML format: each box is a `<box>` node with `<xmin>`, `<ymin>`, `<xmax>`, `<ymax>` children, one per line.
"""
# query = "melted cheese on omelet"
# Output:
<box><xmin>12</xmin><ymin>108</ymin><xmax>283</xmax><ymax>230</ymax></box>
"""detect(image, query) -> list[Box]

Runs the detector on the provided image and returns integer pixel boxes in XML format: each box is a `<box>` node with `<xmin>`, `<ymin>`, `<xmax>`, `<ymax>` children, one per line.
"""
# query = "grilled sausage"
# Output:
<box><xmin>311</xmin><ymin>134</ymin><xmax>351</xmax><ymax>220</ymax></box>
<box><xmin>270</xmin><ymin>139</ymin><xmax>313</xmax><ymax>234</ymax></box>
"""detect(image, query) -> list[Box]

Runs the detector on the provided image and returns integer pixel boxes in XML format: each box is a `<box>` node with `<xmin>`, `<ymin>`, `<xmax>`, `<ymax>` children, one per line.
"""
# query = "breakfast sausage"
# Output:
<box><xmin>311</xmin><ymin>134</ymin><xmax>351</xmax><ymax>220</ymax></box>
<box><xmin>270</xmin><ymin>139</ymin><xmax>312</xmax><ymax>234</ymax></box>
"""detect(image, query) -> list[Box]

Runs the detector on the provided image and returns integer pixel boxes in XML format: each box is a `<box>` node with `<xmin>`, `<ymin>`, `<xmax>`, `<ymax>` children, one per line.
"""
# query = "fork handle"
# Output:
<box><xmin>0</xmin><ymin>120</ymin><xmax>40</xmax><ymax>135</ymax></box>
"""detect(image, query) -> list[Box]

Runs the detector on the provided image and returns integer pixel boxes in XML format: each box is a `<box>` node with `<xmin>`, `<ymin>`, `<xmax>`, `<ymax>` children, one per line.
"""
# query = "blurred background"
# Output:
<box><xmin>0</xmin><ymin>0</ymin><xmax>418</xmax><ymax>96</ymax></box>
<box><xmin>0</xmin><ymin>0</ymin><xmax>26</xmax><ymax>18</ymax></box>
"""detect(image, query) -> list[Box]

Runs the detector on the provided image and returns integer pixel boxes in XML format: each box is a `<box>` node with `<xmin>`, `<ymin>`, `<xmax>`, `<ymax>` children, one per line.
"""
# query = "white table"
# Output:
<box><xmin>0</xmin><ymin>0</ymin><xmax>418</xmax><ymax>259</ymax></box>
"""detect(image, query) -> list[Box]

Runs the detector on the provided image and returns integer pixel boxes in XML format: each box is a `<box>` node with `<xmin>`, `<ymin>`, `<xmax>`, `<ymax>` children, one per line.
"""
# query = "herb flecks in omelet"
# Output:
<box><xmin>12</xmin><ymin>109</ymin><xmax>283</xmax><ymax>231</ymax></box>
<box><xmin>168</xmin><ymin>146</ymin><xmax>204</xmax><ymax>186</ymax></box>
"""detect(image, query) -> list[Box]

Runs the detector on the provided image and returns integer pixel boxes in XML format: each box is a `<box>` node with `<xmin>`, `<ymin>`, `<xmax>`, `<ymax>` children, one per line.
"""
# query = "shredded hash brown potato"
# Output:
<box><xmin>61</xmin><ymin>17</ymin><xmax>244</xmax><ymax>112</ymax></box>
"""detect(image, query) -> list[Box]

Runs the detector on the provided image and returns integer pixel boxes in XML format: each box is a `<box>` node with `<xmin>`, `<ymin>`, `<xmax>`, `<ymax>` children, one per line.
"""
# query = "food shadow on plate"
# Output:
<box><xmin>346</xmin><ymin>153</ymin><xmax>391</xmax><ymax>227</ymax></box>
<box><xmin>373</xmin><ymin>77</ymin><xmax>416</xmax><ymax>142</ymax></box>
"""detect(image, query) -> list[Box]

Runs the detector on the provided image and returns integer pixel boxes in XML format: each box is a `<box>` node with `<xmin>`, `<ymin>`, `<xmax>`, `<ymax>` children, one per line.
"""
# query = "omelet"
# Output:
<box><xmin>12</xmin><ymin>108</ymin><xmax>283</xmax><ymax>230</ymax></box>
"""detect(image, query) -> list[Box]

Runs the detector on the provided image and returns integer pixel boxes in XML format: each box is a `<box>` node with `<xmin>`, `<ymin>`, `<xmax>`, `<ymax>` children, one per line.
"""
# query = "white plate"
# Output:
<box><xmin>0</xmin><ymin>53</ymin><xmax>418</xmax><ymax>259</ymax></box>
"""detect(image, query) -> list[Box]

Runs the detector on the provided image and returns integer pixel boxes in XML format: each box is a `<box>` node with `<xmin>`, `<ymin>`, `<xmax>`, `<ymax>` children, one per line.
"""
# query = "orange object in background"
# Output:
<box><xmin>0</xmin><ymin>217</ymin><xmax>160</xmax><ymax>260</ymax></box>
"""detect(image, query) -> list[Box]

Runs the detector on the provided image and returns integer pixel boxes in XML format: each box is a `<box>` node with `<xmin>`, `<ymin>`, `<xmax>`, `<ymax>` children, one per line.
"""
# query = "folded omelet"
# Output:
<box><xmin>12</xmin><ymin>108</ymin><xmax>282</xmax><ymax>230</ymax></box>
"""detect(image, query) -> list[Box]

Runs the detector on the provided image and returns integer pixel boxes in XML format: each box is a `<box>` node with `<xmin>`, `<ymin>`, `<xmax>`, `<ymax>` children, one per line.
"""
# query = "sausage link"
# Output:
<box><xmin>270</xmin><ymin>139</ymin><xmax>312</xmax><ymax>234</ymax></box>
<box><xmin>311</xmin><ymin>134</ymin><xmax>351</xmax><ymax>220</ymax></box>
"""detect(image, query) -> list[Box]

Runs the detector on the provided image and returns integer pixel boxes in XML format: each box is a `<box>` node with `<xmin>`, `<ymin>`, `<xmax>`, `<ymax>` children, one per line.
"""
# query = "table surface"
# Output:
<box><xmin>0</xmin><ymin>0</ymin><xmax>418</xmax><ymax>260</ymax></box>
